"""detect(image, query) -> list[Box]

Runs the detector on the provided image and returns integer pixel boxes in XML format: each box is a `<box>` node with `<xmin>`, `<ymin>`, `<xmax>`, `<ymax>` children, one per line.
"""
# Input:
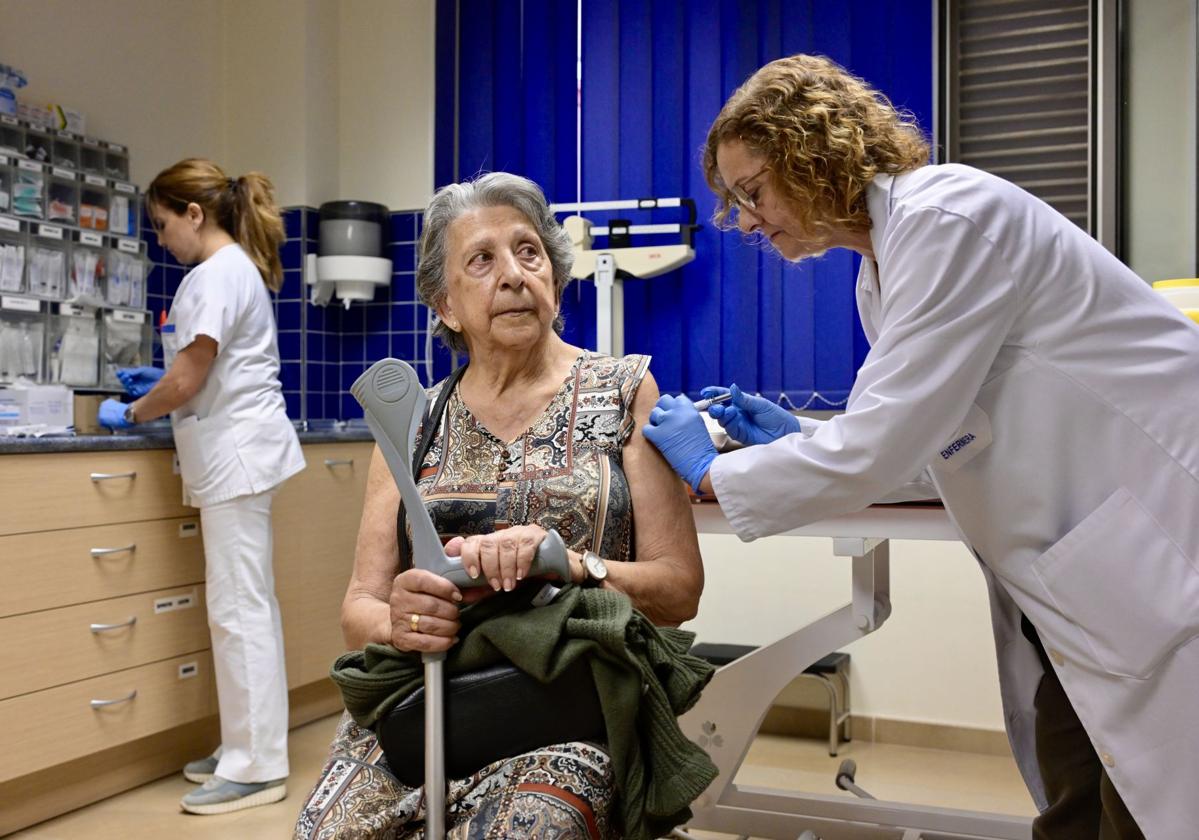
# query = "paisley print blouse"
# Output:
<box><xmin>409</xmin><ymin>351</ymin><xmax>651</xmax><ymax>563</ymax></box>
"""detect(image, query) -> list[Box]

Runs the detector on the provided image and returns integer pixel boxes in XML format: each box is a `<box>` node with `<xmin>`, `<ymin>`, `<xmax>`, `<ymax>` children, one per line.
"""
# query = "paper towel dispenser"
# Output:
<box><xmin>307</xmin><ymin>200</ymin><xmax>392</xmax><ymax>307</ymax></box>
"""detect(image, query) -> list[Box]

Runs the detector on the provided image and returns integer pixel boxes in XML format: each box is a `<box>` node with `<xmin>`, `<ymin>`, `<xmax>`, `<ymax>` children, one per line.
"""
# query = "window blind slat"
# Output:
<box><xmin>947</xmin><ymin>0</ymin><xmax>1094</xmax><ymax>234</ymax></box>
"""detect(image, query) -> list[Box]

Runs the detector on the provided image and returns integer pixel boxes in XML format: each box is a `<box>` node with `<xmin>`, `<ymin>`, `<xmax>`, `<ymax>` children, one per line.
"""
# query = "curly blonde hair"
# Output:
<box><xmin>703</xmin><ymin>54</ymin><xmax>930</xmax><ymax>237</ymax></box>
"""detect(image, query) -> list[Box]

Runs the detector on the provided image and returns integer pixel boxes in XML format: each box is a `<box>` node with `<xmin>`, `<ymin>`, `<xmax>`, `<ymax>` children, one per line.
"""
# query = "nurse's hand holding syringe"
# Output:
<box><xmin>644</xmin><ymin>385</ymin><xmax>811</xmax><ymax>495</ymax></box>
<box><xmin>698</xmin><ymin>384</ymin><xmax>803</xmax><ymax>446</ymax></box>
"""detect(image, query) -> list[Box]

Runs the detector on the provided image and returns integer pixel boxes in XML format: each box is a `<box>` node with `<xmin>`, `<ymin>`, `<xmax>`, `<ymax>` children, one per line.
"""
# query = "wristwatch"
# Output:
<box><xmin>581</xmin><ymin>550</ymin><xmax>608</xmax><ymax>587</ymax></box>
<box><xmin>123</xmin><ymin>403</ymin><xmax>137</xmax><ymax>424</ymax></box>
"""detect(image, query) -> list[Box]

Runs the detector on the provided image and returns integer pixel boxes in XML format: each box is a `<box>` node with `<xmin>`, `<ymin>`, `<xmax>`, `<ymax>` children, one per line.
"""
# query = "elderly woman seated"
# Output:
<box><xmin>293</xmin><ymin>172</ymin><xmax>705</xmax><ymax>839</ymax></box>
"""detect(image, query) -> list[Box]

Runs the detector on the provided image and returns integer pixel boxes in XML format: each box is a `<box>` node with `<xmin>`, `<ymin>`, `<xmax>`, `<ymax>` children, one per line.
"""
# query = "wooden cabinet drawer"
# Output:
<box><xmin>0</xmin><ymin>517</ymin><xmax>204</xmax><ymax>617</ymax></box>
<box><xmin>0</xmin><ymin>652</ymin><xmax>216</xmax><ymax>783</ymax></box>
<box><xmin>0</xmin><ymin>449</ymin><xmax>192</xmax><ymax>536</ymax></box>
<box><xmin>0</xmin><ymin>586</ymin><xmax>210</xmax><ymax>700</ymax></box>
<box><xmin>274</xmin><ymin>442</ymin><xmax>373</xmax><ymax>687</ymax></box>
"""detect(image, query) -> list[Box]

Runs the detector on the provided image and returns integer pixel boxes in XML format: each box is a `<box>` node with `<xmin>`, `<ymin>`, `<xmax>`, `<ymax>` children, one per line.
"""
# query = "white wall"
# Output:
<box><xmin>338</xmin><ymin>0</ymin><xmax>436</xmax><ymax>211</ymax></box>
<box><xmin>0</xmin><ymin>0</ymin><xmax>435</xmax><ymax>210</ymax></box>
<box><xmin>1124</xmin><ymin>0</ymin><xmax>1198</xmax><ymax>281</ymax></box>
<box><xmin>683</xmin><ymin>532</ymin><xmax>1006</xmax><ymax>730</ymax></box>
<box><xmin>0</xmin><ymin>0</ymin><xmax>225</xmax><ymax>187</ymax></box>
<box><xmin>220</xmin><ymin>0</ymin><xmax>314</xmax><ymax>206</ymax></box>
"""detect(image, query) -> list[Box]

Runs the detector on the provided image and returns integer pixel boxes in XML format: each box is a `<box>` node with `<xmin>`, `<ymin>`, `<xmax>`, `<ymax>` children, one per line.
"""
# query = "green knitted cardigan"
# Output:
<box><xmin>330</xmin><ymin>583</ymin><xmax>717</xmax><ymax>840</ymax></box>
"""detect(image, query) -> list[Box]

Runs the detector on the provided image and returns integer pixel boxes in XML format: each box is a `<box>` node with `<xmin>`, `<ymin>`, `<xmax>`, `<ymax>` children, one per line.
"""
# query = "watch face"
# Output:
<box><xmin>584</xmin><ymin>550</ymin><xmax>608</xmax><ymax>581</ymax></box>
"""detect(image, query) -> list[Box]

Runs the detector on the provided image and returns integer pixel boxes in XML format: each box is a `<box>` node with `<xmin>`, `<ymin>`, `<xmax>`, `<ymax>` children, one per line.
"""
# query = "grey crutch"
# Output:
<box><xmin>351</xmin><ymin>358</ymin><xmax>570</xmax><ymax>839</ymax></box>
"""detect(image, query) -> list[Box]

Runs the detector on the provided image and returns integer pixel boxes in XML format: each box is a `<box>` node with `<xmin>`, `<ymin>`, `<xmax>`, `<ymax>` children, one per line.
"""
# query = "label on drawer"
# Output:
<box><xmin>154</xmin><ymin>588</ymin><xmax>199</xmax><ymax>614</ymax></box>
<box><xmin>178</xmin><ymin>519</ymin><xmax>198</xmax><ymax>538</ymax></box>
<box><xmin>178</xmin><ymin>661</ymin><xmax>199</xmax><ymax>680</ymax></box>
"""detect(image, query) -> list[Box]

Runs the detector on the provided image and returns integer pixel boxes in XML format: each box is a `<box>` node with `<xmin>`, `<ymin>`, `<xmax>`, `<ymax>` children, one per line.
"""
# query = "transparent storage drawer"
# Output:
<box><xmin>0</xmin><ymin>296</ymin><xmax>49</xmax><ymax>384</ymax></box>
<box><xmin>0</xmin><ymin>116</ymin><xmax>22</xmax><ymax>156</ymax></box>
<box><xmin>51</xmin><ymin>132</ymin><xmax>80</xmax><ymax>171</ymax></box>
<box><xmin>79</xmin><ymin>139</ymin><xmax>106</xmax><ymax>176</ymax></box>
<box><xmin>48</xmin><ymin>301</ymin><xmax>101</xmax><ymax>387</ymax></box>
<box><xmin>27</xmin><ymin>224</ymin><xmax>68</xmax><ymax>300</ymax></box>
<box><xmin>0</xmin><ymin>219</ymin><xmax>27</xmax><ymax>294</ymax></box>
<box><xmin>80</xmin><ymin>175</ymin><xmax>109</xmax><ymax>231</ymax></box>
<box><xmin>46</xmin><ymin>168</ymin><xmax>80</xmax><ymax>225</ymax></box>
<box><xmin>101</xmin><ymin>307</ymin><xmax>152</xmax><ymax>389</ymax></box>
<box><xmin>69</xmin><ymin>230</ymin><xmax>107</xmax><ymax>305</ymax></box>
<box><xmin>106</xmin><ymin>238</ymin><xmax>147</xmax><ymax>310</ymax></box>
<box><xmin>24</xmin><ymin>128</ymin><xmax>52</xmax><ymax>164</ymax></box>
<box><xmin>104</xmin><ymin>142</ymin><xmax>130</xmax><ymax>181</ymax></box>
<box><xmin>108</xmin><ymin>182</ymin><xmax>139</xmax><ymax>237</ymax></box>
<box><xmin>0</xmin><ymin>154</ymin><xmax>11</xmax><ymax>215</ymax></box>
<box><xmin>13</xmin><ymin>160</ymin><xmax>44</xmax><ymax>219</ymax></box>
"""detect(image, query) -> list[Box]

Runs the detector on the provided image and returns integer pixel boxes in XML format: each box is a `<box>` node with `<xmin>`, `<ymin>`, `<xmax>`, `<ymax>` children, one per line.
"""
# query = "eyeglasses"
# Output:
<box><xmin>727</xmin><ymin>164</ymin><xmax>770</xmax><ymax>217</ymax></box>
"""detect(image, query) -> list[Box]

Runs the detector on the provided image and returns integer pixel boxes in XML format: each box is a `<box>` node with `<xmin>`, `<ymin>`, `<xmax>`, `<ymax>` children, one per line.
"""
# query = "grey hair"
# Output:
<box><xmin>417</xmin><ymin>172</ymin><xmax>575</xmax><ymax>354</ymax></box>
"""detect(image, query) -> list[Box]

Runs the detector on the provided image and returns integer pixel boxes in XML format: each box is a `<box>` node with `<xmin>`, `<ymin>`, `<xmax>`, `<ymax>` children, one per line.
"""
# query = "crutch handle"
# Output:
<box><xmin>441</xmin><ymin>528</ymin><xmax>571</xmax><ymax>589</ymax></box>
<box><xmin>353</xmin><ymin>359</ymin><xmax>574</xmax><ymax>591</ymax></box>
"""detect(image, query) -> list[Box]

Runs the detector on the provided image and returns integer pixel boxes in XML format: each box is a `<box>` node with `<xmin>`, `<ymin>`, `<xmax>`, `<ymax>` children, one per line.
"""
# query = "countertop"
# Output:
<box><xmin>0</xmin><ymin>425</ymin><xmax>376</xmax><ymax>454</ymax></box>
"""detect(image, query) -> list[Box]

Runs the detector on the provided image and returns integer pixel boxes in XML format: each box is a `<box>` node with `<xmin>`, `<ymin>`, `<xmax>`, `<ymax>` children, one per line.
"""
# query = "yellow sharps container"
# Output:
<box><xmin>1152</xmin><ymin>279</ymin><xmax>1199</xmax><ymax>325</ymax></box>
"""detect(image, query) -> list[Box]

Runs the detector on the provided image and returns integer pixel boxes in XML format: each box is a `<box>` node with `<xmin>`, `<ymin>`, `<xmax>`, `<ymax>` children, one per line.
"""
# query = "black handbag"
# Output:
<box><xmin>378</xmin><ymin>656</ymin><xmax>606</xmax><ymax>787</ymax></box>
<box><xmin>378</xmin><ymin>363</ymin><xmax>607</xmax><ymax>786</ymax></box>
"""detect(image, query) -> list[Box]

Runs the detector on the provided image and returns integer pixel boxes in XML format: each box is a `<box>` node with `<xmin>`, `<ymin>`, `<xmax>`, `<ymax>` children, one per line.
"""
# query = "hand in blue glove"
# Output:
<box><xmin>115</xmin><ymin>366</ymin><xmax>165</xmax><ymax>398</ymax></box>
<box><xmin>98</xmin><ymin>398</ymin><xmax>134</xmax><ymax>430</ymax></box>
<box><xmin>700</xmin><ymin>383</ymin><xmax>801</xmax><ymax>446</ymax></box>
<box><xmin>642</xmin><ymin>394</ymin><xmax>717</xmax><ymax>493</ymax></box>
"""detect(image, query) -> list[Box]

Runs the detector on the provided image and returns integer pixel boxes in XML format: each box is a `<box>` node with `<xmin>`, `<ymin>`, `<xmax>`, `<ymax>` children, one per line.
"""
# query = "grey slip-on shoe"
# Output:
<box><xmin>180</xmin><ymin>775</ymin><xmax>287</xmax><ymax>815</ymax></box>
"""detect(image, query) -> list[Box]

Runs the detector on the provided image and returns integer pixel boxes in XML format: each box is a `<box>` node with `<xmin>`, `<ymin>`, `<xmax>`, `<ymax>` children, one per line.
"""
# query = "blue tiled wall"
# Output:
<box><xmin>145</xmin><ymin>205</ymin><xmax>429</xmax><ymax>424</ymax></box>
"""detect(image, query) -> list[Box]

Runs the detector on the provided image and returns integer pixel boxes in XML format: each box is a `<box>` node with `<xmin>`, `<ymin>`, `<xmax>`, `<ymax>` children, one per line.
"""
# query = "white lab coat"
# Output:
<box><xmin>163</xmin><ymin>243</ymin><xmax>304</xmax><ymax>781</ymax></box>
<box><xmin>711</xmin><ymin>164</ymin><xmax>1199</xmax><ymax>839</ymax></box>
<box><xmin>163</xmin><ymin>243</ymin><xmax>305</xmax><ymax>507</ymax></box>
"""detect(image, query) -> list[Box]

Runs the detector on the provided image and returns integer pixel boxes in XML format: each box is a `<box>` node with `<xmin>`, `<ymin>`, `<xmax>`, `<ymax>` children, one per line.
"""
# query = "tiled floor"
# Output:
<box><xmin>11</xmin><ymin>713</ymin><xmax>1036</xmax><ymax>839</ymax></box>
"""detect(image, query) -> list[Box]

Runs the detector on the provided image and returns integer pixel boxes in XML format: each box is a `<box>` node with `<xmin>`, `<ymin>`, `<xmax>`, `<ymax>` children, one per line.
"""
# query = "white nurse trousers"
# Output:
<box><xmin>199</xmin><ymin>489</ymin><xmax>290</xmax><ymax>783</ymax></box>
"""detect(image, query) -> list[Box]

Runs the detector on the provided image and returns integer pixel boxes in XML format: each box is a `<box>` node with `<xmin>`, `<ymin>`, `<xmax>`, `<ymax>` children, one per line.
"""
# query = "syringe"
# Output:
<box><xmin>693</xmin><ymin>392</ymin><xmax>734</xmax><ymax>412</ymax></box>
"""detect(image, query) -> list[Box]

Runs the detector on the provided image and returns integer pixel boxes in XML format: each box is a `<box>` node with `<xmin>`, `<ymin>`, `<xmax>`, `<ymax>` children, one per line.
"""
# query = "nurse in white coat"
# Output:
<box><xmin>645</xmin><ymin>55</ymin><xmax>1199</xmax><ymax>840</ymax></box>
<box><xmin>98</xmin><ymin>158</ymin><xmax>305</xmax><ymax>815</ymax></box>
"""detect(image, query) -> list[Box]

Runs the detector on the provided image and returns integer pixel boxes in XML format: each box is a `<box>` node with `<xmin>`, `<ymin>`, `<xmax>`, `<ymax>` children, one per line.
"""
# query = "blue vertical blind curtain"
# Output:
<box><xmin>434</xmin><ymin>0</ymin><xmax>933</xmax><ymax>404</ymax></box>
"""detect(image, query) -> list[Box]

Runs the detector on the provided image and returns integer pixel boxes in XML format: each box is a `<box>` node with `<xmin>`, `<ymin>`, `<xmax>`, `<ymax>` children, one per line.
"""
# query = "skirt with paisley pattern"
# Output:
<box><xmin>293</xmin><ymin>711</ymin><xmax>616</xmax><ymax>839</ymax></box>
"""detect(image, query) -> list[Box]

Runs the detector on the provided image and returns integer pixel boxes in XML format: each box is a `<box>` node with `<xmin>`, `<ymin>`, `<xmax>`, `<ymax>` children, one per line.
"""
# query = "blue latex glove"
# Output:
<box><xmin>642</xmin><ymin>394</ymin><xmax>718</xmax><ymax>493</ymax></box>
<box><xmin>700</xmin><ymin>383</ymin><xmax>802</xmax><ymax>446</ymax></box>
<box><xmin>98</xmin><ymin>398</ymin><xmax>134</xmax><ymax>430</ymax></box>
<box><xmin>115</xmin><ymin>366</ymin><xmax>165</xmax><ymax>398</ymax></box>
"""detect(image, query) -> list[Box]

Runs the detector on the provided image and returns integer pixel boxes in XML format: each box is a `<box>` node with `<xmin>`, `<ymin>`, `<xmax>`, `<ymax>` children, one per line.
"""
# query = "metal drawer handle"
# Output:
<box><xmin>90</xmin><ymin>616</ymin><xmax>137</xmax><ymax>633</ymax></box>
<box><xmin>324</xmin><ymin>458</ymin><xmax>354</xmax><ymax>467</ymax></box>
<box><xmin>90</xmin><ymin>544</ymin><xmax>136</xmax><ymax>557</ymax></box>
<box><xmin>90</xmin><ymin>689</ymin><xmax>137</xmax><ymax>709</ymax></box>
<box><xmin>90</xmin><ymin>471</ymin><xmax>137</xmax><ymax>482</ymax></box>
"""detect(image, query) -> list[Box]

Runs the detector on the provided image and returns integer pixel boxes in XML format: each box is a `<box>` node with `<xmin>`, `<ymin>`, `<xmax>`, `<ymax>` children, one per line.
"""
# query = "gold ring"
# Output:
<box><xmin>409</xmin><ymin>613</ymin><xmax>421</xmax><ymax>633</ymax></box>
